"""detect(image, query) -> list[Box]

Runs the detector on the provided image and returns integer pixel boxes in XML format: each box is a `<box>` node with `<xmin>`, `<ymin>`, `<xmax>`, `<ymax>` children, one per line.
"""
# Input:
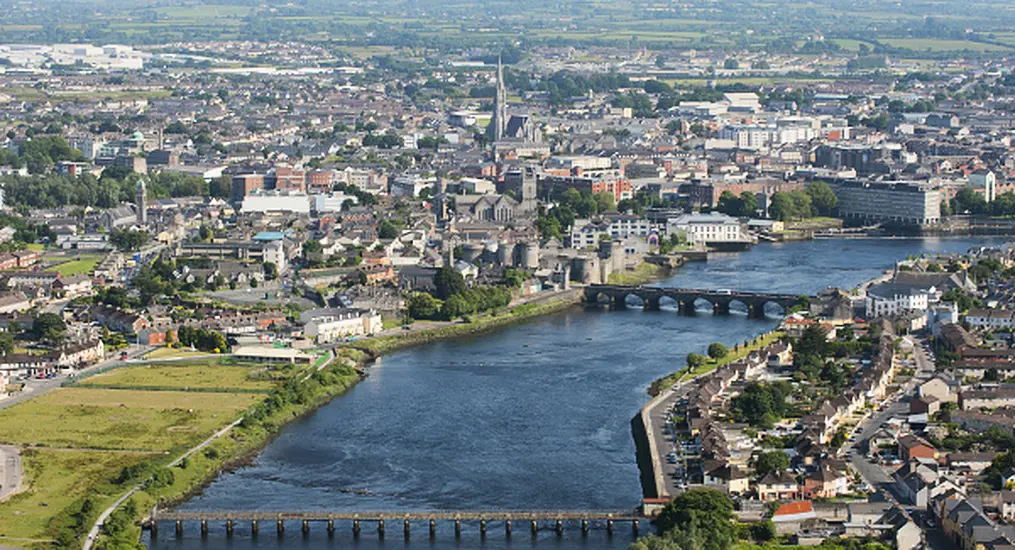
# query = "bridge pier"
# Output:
<box><xmin>555</xmin><ymin>519</ymin><xmax>563</xmax><ymax>536</ymax></box>
<box><xmin>404</xmin><ymin>519</ymin><xmax>411</xmax><ymax>539</ymax></box>
<box><xmin>531</xmin><ymin>520</ymin><xmax>538</xmax><ymax>536</ymax></box>
<box><xmin>353</xmin><ymin>519</ymin><xmax>360</xmax><ymax>537</ymax></box>
<box><xmin>611</xmin><ymin>295</ymin><xmax>627</xmax><ymax>310</ymax></box>
<box><xmin>632</xmin><ymin>519</ymin><xmax>639</xmax><ymax>535</ymax></box>
<box><xmin>454</xmin><ymin>519</ymin><xmax>461</xmax><ymax>538</ymax></box>
<box><xmin>429</xmin><ymin>519</ymin><xmax>436</xmax><ymax>538</ymax></box>
<box><xmin>679</xmin><ymin>299</ymin><xmax>696</xmax><ymax>315</ymax></box>
<box><xmin>714</xmin><ymin>301</ymin><xmax>730</xmax><ymax>315</ymax></box>
<box><xmin>226</xmin><ymin>519</ymin><xmax>233</xmax><ymax>537</ymax></box>
<box><xmin>643</xmin><ymin>296</ymin><xmax>661</xmax><ymax>311</ymax></box>
<box><xmin>328</xmin><ymin>519</ymin><xmax>334</xmax><ymax>536</ymax></box>
<box><xmin>175</xmin><ymin>520</ymin><xmax>183</xmax><ymax>537</ymax></box>
<box><xmin>251</xmin><ymin>520</ymin><xmax>258</xmax><ymax>536</ymax></box>
<box><xmin>505</xmin><ymin>519</ymin><xmax>512</xmax><ymax>537</ymax></box>
<box><xmin>277</xmin><ymin>519</ymin><xmax>284</xmax><ymax>536</ymax></box>
<box><xmin>480</xmin><ymin>519</ymin><xmax>487</xmax><ymax>537</ymax></box>
<box><xmin>378</xmin><ymin>519</ymin><xmax>385</xmax><ymax>539</ymax></box>
<box><xmin>581</xmin><ymin>519</ymin><xmax>589</xmax><ymax>535</ymax></box>
<box><xmin>302</xmin><ymin>520</ymin><xmax>310</xmax><ymax>536</ymax></box>
<box><xmin>200</xmin><ymin>519</ymin><xmax>208</xmax><ymax>537</ymax></box>
<box><xmin>607</xmin><ymin>519</ymin><xmax>614</xmax><ymax>536</ymax></box>
<box><xmin>150</xmin><ymin>519</ymin><xmax>157</xmax><ymax>538</ymax></box>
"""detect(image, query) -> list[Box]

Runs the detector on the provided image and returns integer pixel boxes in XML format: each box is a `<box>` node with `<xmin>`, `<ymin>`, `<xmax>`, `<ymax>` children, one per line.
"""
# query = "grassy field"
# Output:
<box><xmin>881</xmin><ymin>38</ymin><xmax>1013</xmax><ymax>52</ymax></box>
<box><xmin>78</xmin><ymin>363</ymin><xmax>277</xmax><ymax>392</ymax></box>
<box><xmin>50</xmin><ymin>255</ymin><xmax>103</xmax><ymax>277</ymax></box>
<box><xmin>0</xmin><ymin>388</ymin><xmax>258</xmax><ymax>451</ymax></box>
<box><xmin>607</xmin><ymin>262</ymin><xmax>668</xmax><ymax>285</ymax></box>
<box><xmin>143</xmin><ymin>347</ymin><xmax>214</xmax><ymax>360</ymax></box>
<box><xmin>0</xmin><ymin>450</ymin><xmax>148</xmax><ymax>545</ymax></box>
<box><xmin>0</xmin><ymin>351</ymin><xmax>365</xmax><ymax>546</ymax></box>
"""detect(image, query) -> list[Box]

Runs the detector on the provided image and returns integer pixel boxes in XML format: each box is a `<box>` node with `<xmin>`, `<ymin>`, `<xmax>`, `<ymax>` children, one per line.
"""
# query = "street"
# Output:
<box><xmin>0</xmin><ymin>445</ymin><xmax>21</xmax><ymax>503</ymax></box>
<box><xmin>0</xmin><ymin>344</ymin><xmax>150</xmax><ymax>413</ymax></box>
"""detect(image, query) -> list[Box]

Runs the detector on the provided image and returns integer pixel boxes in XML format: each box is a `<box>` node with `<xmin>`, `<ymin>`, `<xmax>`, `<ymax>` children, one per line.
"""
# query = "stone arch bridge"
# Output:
<box><xmin>584</xmin><ymin>284</ymin><xmax>808</xmax><ymax>319</ymax></box>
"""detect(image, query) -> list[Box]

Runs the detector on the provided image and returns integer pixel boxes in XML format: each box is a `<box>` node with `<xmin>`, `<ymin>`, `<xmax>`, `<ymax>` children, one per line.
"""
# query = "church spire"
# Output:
<box><xmin>491</xmin><ymin>55</ymin><xmax>507</xmax><ymax>143</ymax></box>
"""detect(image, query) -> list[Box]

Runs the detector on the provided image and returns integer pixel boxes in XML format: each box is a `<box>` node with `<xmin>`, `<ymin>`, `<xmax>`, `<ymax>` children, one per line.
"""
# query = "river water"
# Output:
<box><xmin>148</xmin><ymin>238</ymin><xmax>1001</xmax><ymax>550</ymax></box>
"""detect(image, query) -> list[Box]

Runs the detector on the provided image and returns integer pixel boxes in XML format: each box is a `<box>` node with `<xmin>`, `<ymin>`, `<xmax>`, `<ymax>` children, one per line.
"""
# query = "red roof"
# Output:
<box><xmin>773</xmin><ymin>500</ymin><xmax>814</xmax><ymax>517</ymax></box>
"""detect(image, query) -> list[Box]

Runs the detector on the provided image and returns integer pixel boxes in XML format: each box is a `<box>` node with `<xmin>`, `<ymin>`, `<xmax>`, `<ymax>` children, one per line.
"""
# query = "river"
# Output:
<box><xmin>148</xmin><ymin>237</ymin><xmax>1002</xmax><ymax>550</ymax></box>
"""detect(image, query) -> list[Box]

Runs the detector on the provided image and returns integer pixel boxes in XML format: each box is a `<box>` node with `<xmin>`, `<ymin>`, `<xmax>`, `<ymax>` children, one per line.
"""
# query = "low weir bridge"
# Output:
<box><xmin>149</xmin><ymin>509</ymin><xmax>645</xmax><ymax>539</ymax></box>
<box><xmin>585</xmin><ymin>284</ymin><xmax>808</xmax><ymax>319</ymax></box>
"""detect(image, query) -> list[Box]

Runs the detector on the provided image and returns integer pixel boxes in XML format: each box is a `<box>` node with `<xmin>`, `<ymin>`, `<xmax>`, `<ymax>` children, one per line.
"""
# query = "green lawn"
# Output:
<box><xmin>50</xmin><ymin>255</ymin><xmax>103</xmax><ymax>277</ymax></box>
<box><xmin>0</xmin><ymin>388</ymin><xmax>258</xmax><ymax>451</ymax></box>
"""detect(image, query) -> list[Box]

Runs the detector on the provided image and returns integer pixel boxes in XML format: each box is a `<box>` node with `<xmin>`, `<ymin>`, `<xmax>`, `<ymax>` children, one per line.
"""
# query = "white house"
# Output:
<box><xmin>666</xmin><ymin>212</ymin><xmax>744</xmax><ymax>245</ymax></box>
<box><xmin>965</xmin><ymin>308</ymin><xmax>1015</xmax><ymax>329</ymax></box>
<box><xmin>865</xmin><ymin>282</ymin><xmax>934</xmax><ymax>319</ymax></box>
<box><xmin>303</xmin><ymin>308</ymin><xmax>382</xmax><ymax>343</ymax></box>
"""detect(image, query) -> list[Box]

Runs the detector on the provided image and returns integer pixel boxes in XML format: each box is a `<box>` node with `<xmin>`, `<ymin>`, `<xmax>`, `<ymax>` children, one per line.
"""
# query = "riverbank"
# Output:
<box><xmin>90</xmin><ymin>352</ymin><xmax>367</xmax><ymax>548</ymax></box>
<box><xmin>357</xmin><ymin>288</ymin><xmax>584</xmax><ymax>356</ymax></box>
<box><xmin>635</xmin><ymin>328</ymin><xmax>784</xmax><ymax>502</ymax></box>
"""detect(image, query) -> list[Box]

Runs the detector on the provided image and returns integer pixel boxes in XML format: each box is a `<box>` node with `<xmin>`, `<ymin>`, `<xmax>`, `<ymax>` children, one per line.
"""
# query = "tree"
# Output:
<box><xmin>655</xmin><ymin>488</ymin><xmax>736</xmax><ymax>550</ymax></box>
<box><xmin>0</xmin><ymin>332</ymin><xmax>13</xmax><ymax>355</ymax></box>
<box><xmin>723</xmin><ymin>58</ymin><xmax>740</xmax><ymax>70</ymax></box>
<box><xmin>805</xmin><ymin>181</ymin><xmax>838</xmax><ymax>216</ymax></box>
<box><xmin>628</xmin><ymin>534</ymin><xmax>684</xmax><ymax>550</ymax></box>
<box><xmin>594</xmin><ymin>191</ymin><xmax>616</xmax><ymax>213</ymax></box>
<box><xmin>716</xmin><ymin>190</ymin><xmax>742</xmax><ymax>217</ymax></box>
<box><xmin>441</xmin><ymin>294</ymin><xmax>471</xmax><ymax>320</ymax></box>
<box><xmin>707</xmin><ymin>342</ymin><xmax>729</xmax><ymax>360</ymax></box>
<box><xmin>755</xmin><ymin>451</ymin><xmax>790</xmax><ymax>477</ymax></box>
<box><xmin>263</xmin><ymin>262</ymin><xmax>278</xmax><ymax>280</ymax></box>
<box><xmin>434</xmin><ymin>267</ymin><xmax>466</xmax><ymax>300</ymax></box>
<box><xmin>109</xmin><ymin>229</ymin><xmax>149</xmax><ymax>252</ymax></box>
<box><xmin>748</xmin><ymin>520</ymin><xmax>776</xmax><ymax>542</ymax></box>
<box><xmin>952</xmin><ymin>187</ymin><xmax>988</xmax><ymax>215</ymax></box>
<box><xmin>406</xmin><ymin>292</ymin><xmax>442</xmax><ymax>320</ymax></box>
<box><xmin>377</xmin><ymin>220</ymin><xmax>399</xmax><ymax>239</ymax></box>
<box><xmin>739</xmin><ymin>192</ymin><xmax>759</xmax><ymax>217</ymax></box>
<box><xmin>687</xmin><ymin>352</ymin><xmax>707</xmax><ymax>370</ymax></box>
<box><xmin>33</xmin><ymin>312</ymin><xmax>66</xmax><ymax>346</ymax></box>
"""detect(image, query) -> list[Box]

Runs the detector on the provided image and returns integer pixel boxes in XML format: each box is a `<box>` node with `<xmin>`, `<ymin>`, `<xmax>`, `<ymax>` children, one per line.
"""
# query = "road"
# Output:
<box><xmin>846</xmin><ymin>336</ymin><xmax>935</xmax><ymax>506</ymax></box>
<box><xmin>0</xmin><ymin>344</ymin><xmax>151</xmax><ymax>413</ymax></box>
<box><xmin>0</xmin><ymin>445</ymin><xmax>21</xmax><ymax>503</ymax></box>
<box><xmin>83</xmin><ymin>417</ymin><xmax>245</xmax><ymax>550</ymax></box>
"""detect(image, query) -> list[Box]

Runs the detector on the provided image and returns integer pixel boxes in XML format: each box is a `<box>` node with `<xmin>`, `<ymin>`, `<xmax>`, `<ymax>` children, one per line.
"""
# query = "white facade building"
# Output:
<box><xmin>865</xmin><ymin>283</ymin><xmax>934</xmax><ymax>318</ymax></box>
<box><xmin>303</xmin><ymin>309</ymin><xmax>383</xmax><ymax>343</ymax></box>
<box><xmin>666</xmin><ymin>212</ymin><xmax>743</xmax><ymax>244</ymax></box>
<box><xmin>311</xmin><ymin>193</ymin><xmax>359</xmax><ymax>213</ymax></box>
<box><xmin>965</xmin><ymin>308</ymin><xmax>1015</xmax><ymax>329</ymax></box>
<box><xmin>241</xmin><ymin>190</ymin><xmax>311</xmax><ymax>214</ymax></box>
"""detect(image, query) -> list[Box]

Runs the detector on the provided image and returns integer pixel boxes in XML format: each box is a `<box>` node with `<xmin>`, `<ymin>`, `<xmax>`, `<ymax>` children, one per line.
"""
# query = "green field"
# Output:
<box><xmin>50</xmin><ymin>255</ymin><xmax>103</xmax><ymax>277</ymax></box>
<box><xmin>0</xmin><ymin>388</ymin><xmax>258</xmax><ymax>451</ymax></box>
<box><xmin>78</xmin><ymin>363</ymin><xmax>278</xmax><ymax>392</ymax></box>
<box><xmin>0</xmin><ymin>450</ymin><xmax>149</xmax><ymax>545</ymax></box>
<box><xmin>881</xmin><ymin>38</ymin><xmax>1013</xmax><ymax>52</ymax></box>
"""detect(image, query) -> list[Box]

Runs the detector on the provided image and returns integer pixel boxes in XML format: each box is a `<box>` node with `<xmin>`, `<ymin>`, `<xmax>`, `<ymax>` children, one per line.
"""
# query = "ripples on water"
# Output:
<box><xmin>148</xmin><ymin>238</ymin><xmax>1002</xmax><ymax>550</ymax></box>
